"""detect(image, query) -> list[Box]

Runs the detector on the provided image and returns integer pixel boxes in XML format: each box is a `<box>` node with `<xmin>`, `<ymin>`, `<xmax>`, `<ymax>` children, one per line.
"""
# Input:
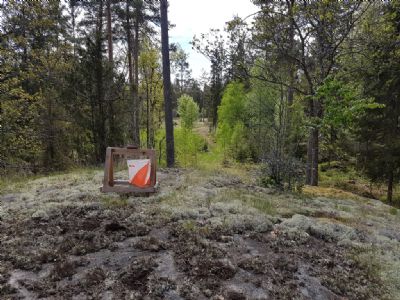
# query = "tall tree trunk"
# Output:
<box><xmin>149</xmin><ymin>70</ymin><xmax>155</xmax><ymax>148</ymax></box>
<box><xmin>106</xmin><ymin>0</ymin><xmax>116</xmax><ymax>146</ymax></box>
<box><xmin>95</xmin><ymin>0</ymin><xmax>106</xmax><ymax>162</ymax></box>
<box><xmin>132</xmin><ymin>10</ymin><xmax>141</xmax><ymax>146</ymax></box>
<box><xmin>126</xmin><ymin>1</ymin><xmax>133</xmax><ymax>85</ymax></box>
<box><xmin>106</xmin><ymin>0</ymin><xmax>113</xmax><ymax>63</ymax></box>
<box><xmin>387</xmin><ymin>169</ymin><xmax>393</xmax><ymax>203</ymax></box>
<box><xmin>70</xmin><ymin>2</ymin><xmax>77</xmax><ymax>58</ymax></box>
<box><xmin>146</xmin><ymin>80</ymin><xmax>150</xmax><ymax>148</ymax></box>
<box><xmin>160</xmin><ymin>0</ymin><xmax>175</xmax><ymax>167</ymax></box>
<box><xmin>287</xmin><ymin>0</ymin><xmax>295</xmax><ymax>107</ymax></box>
<box><xmin>287</xmin><ymin>77</ymin><xmax>294</xmax><ymax>106</ymax></box>
<box><xmin>126</xmin><ymin>0</ymin><xmax>136</xmax><ymax>145</ymax></box>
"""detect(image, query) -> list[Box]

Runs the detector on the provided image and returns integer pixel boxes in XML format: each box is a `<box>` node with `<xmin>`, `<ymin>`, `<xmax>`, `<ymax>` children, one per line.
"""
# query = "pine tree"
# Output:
<box><xmin>160</xmin><ymin>0</ymin><xmax>175</xmax><ymax>167</ymax></box>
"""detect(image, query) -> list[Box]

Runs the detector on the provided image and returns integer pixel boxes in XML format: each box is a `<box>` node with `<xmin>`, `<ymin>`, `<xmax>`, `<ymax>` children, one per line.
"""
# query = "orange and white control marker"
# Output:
<box><xmin>127</xmin><ymin>159</ymin><xmax>151</xmax><ymax>188</ymax></box>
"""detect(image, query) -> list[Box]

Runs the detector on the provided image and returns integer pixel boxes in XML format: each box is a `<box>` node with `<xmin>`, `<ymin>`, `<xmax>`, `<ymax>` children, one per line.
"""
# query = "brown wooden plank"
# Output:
<box><xmin>113</xmin><ymin>180</ymin><xmax>130</xmax><ymax>185</ymax></box>
<box><xmin>110</xmin><ymin>148</ymin><xmax>155</xmax><ymax>157</ymax></box>
<box><xmin>103</xmin><ymin>147</ymin><xmax>112</xmax><ymax>188</ymax></box>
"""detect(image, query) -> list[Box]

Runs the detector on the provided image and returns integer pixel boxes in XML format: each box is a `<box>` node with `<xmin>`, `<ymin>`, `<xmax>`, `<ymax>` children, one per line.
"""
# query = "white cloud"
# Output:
<box><xmin>168</xmin><ymin>0</ymin><xmax>257</xmax><ymax>79</ymax></box>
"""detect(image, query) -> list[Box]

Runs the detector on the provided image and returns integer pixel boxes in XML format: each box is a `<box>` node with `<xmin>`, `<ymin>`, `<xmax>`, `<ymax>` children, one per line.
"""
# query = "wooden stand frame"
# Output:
<box><xmin>101</xmin><ymin>147</ymin><xmax>157</xmax><ymax>194</ymax></box>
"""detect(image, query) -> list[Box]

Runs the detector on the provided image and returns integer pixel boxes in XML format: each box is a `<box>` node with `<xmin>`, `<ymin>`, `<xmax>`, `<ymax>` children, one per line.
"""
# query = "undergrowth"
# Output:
<box><xmin>319</xmin><ymin>161</ymin><xmax>400</xmax><ymax>205</ymax></box>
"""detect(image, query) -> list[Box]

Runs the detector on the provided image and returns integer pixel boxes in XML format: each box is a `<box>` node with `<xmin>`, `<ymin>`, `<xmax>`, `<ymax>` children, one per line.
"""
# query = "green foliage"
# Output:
<box><xmin>175</xmin><ymin>94</ymin><xmax>203</xmax><ymax>167</ymax></box>
<box><xmin>315</xmin><ymin>77</ymin><xmax>383</xmax><ymax>130</ymax></box>
<box><xmin>351</xmin><ymin>2</ymin><xmax>400</xmax><ymax>202</ymax></box>
<box><xmin>230</xmin><ymin>122</ymin><xmax>250</xmax><ymax>161</ymax></box>
<box><xmin>175</xmin><ymin>128</ymin><xmax>206</xmax><ymax>168</ymax></box>
<box><xmin>315</xmin><ymin>77</ymin><xmax>383</xmax><ymax>166</ymax></box>
<box><xmin>246</xmin><ymin>75</ymin><xmax>276</xmax><ymax>159</ymax></box>
<box><xmin>0</xmin><ymin>1</ymin><xmax>74</xmax><ymax>173</ymax></box>
<box><xmin>151</xmin><ymin>126</ymin><xmax>207</xmax><ymax>168</ymax></box>
<box><xmin>153</xmin><ymin>129</ymin><xmax>167</xmax><ymax>167</ymax></box>
<box><xmin>217</xmin><ymin>82</ymin><xmax>250</xmax><ymax>161</ymax></box>
<box><xmin>177</xmin><ymin>95</ymin><xmax>199</xmax><ymax>130</ymax></box>
<box><xmin>139</xmin><ymin>41</ymin><xmax>164</xmax><ymax>149</ymax></box>
<box><xmin>218</xmin><ymin>82</ymin><xmax>247</xmax><ymax>129</ymax></box>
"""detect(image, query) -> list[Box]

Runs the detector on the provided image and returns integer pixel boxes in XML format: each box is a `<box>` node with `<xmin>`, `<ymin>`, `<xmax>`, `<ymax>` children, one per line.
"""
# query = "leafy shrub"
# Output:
<box><xmin>177</xmin><ymin>94</ymin><xmax>199</xmax><ymax>130</ymax></box>
<box><xmin>260</xmin><ymin>153</ymin><xmax>305</xmax><ymax>191</ymax></box>
<box><xmin>217</xmin><ymin>82</ymin><xmax>251</xmax><ymax>160</ymax></box>
<box><xmin>229</xmin><ymin>122</ymin><xmax>250</xmax><ymax>162</ymax></box>
<box><xmin>175</xmin><ymin>128</ymin><xmax>205</xmax><ymax>167</ymax></box>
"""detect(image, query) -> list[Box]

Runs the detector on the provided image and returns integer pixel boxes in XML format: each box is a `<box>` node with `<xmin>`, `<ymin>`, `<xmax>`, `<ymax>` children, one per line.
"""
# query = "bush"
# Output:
<box><xmin>260</xmin><ymin>153</ymin><xmax>305</xmax><ymax>191</ymax></box>
<box><xmin>217</xmin><ymin>82</ymin><xmax>250</xmax><ymax>161</ymax></box>
<box><xmin>229</xmin><ymin>123</ymin><xmax>250</xmax><ymax>162</ymax></box>
<box><xmin>175</xmin><ymin>128</ymin><xmax>206</xmax><ymax>168</ymax></box>
<box><xmin>177</xmin><ymin>94</ymin><xmax>199</xmax><ymax>130</ymax></box>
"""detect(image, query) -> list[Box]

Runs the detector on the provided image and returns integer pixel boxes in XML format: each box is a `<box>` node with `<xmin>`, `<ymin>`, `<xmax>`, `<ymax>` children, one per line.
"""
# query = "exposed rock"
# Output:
<box><xmin>297</xmin><ymin>266</ymin><xmax>343</xmax><ymax>300</ymax></box>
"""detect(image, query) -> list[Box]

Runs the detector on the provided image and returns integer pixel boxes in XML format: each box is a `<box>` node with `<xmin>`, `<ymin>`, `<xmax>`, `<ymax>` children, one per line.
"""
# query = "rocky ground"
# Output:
<box><xmin>0</xmin><ymin>168</ymin><xmax>399</xmax><ymax>299</ymax></box>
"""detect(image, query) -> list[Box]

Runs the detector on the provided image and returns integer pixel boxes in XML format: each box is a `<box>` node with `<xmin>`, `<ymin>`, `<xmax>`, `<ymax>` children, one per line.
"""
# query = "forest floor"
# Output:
<box><xmin>1</xmin><ymin>166</ymin><xmax>400</xmax><ymax>300</ymax></box>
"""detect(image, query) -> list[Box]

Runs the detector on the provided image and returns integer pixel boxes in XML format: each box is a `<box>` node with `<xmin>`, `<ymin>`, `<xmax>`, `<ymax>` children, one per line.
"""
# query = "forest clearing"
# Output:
<box><xmin>1</xmin><ymin>0</ymin><xmax>400</xmax><ymax>299</ymax></box>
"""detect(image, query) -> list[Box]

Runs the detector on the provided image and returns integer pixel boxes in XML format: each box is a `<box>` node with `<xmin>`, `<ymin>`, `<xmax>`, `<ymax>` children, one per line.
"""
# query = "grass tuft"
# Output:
<box><xmin>101</xmin><ymin>196</ymin><xmax>128</xmax><ymax>208</ymax></box>
<box><xmin>302</xmin><ymin>185</ymin><xmax>365</xmax><ymax>202</ymax></box>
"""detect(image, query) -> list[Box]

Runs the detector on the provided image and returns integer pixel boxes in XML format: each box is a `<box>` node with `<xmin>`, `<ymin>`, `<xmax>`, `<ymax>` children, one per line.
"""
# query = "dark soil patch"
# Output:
<box><xmin>0</xmin><ymin>204</ymin><xmax>383</xmax><ymax>299</ymax></box>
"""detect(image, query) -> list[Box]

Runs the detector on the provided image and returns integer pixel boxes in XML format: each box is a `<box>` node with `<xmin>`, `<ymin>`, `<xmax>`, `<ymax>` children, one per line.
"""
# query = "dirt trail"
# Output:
<box><xmin>0</xmin><ymin>168</ymin><xmax>399</xmax><ymax>299</ymax></box>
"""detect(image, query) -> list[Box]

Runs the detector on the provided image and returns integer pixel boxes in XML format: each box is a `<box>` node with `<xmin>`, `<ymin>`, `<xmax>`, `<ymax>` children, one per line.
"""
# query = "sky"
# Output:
<box><xmin>168</xmin><ymin>0</ymin><xmax>258</xmax><ymax>79</ymax></box>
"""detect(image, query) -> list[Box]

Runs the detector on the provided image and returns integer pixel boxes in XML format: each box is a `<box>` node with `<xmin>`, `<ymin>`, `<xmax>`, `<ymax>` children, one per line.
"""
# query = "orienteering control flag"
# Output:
<box><xmin>127</xmin><ymin>159</ymin><xmax>151</xmax><ymax>187</ymax></box>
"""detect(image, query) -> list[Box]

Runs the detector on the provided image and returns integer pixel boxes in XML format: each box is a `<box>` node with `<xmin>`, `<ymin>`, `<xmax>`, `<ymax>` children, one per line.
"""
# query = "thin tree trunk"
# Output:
<box><xmin>160</xmin><ymin>0</ymin><xmax>175</xmax><ymax>167</ymax></box>
<box><xmin>306</xmin><ymin>134</ymin><xmax>312</xmax><ymax>185</ymax></box>
<box><xmin>287</xmin><ymin>0</ymin><xmax>295</xmax><ymax>107</ymax></box>
<box><xmin>106</xmin><ymin>0</ymin><xmax>116</xmax><ymax>146</ymax></box>
<box><xmin>96</xmin><ymin>0</ymin><xmax>106</xmax><ymax>162</ymax></box>
<box><xmin>132</xmin><ymin>13</ymin><xmax>141</xmax><ymax>146</ymax></box>
<box><xmin>150</xmin><ymin>105</ymin><xmax>154</xmax><ymax>148</ymax></box>
<box><xmin>70</xmin><ymin>3</ymin><xmax>76</xmax><ymax>58</ymax></box>
<box><xmin>126</xmin><ymin>0</ymin><xmax>136</xmax><ymax>145</ymax></box>
<box><xmin>126</xmin><ymin>1</ymin><xmax>133</xmax><ymax>85</ymax></box>
<box><xmin>146</xmin><ymin>79</ymin><xmax>150</xmax><ymax>148</ymax></box>
<box><xmin>149</xmin><ymin>69</ymin><xmax>155</xmax><ymax>148</ymax></box>
<box><xmin>305</xmin><ymin>89</ymin><xmax>320</xmax><ymax>186</ymax></box>
<box><xmin>387</xmin><ymin>169</ymin><xmax>394</xmax><ymax>203</ymax></box>
<box><xmin>311</xmin><ymin>127</ymin><xmax>319</xmax><ymax>186</ymax></box>
<box><xmin>306</xmin><ymin>96</ymin><xmax>314</xmax><ymax>185</ymax></box>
